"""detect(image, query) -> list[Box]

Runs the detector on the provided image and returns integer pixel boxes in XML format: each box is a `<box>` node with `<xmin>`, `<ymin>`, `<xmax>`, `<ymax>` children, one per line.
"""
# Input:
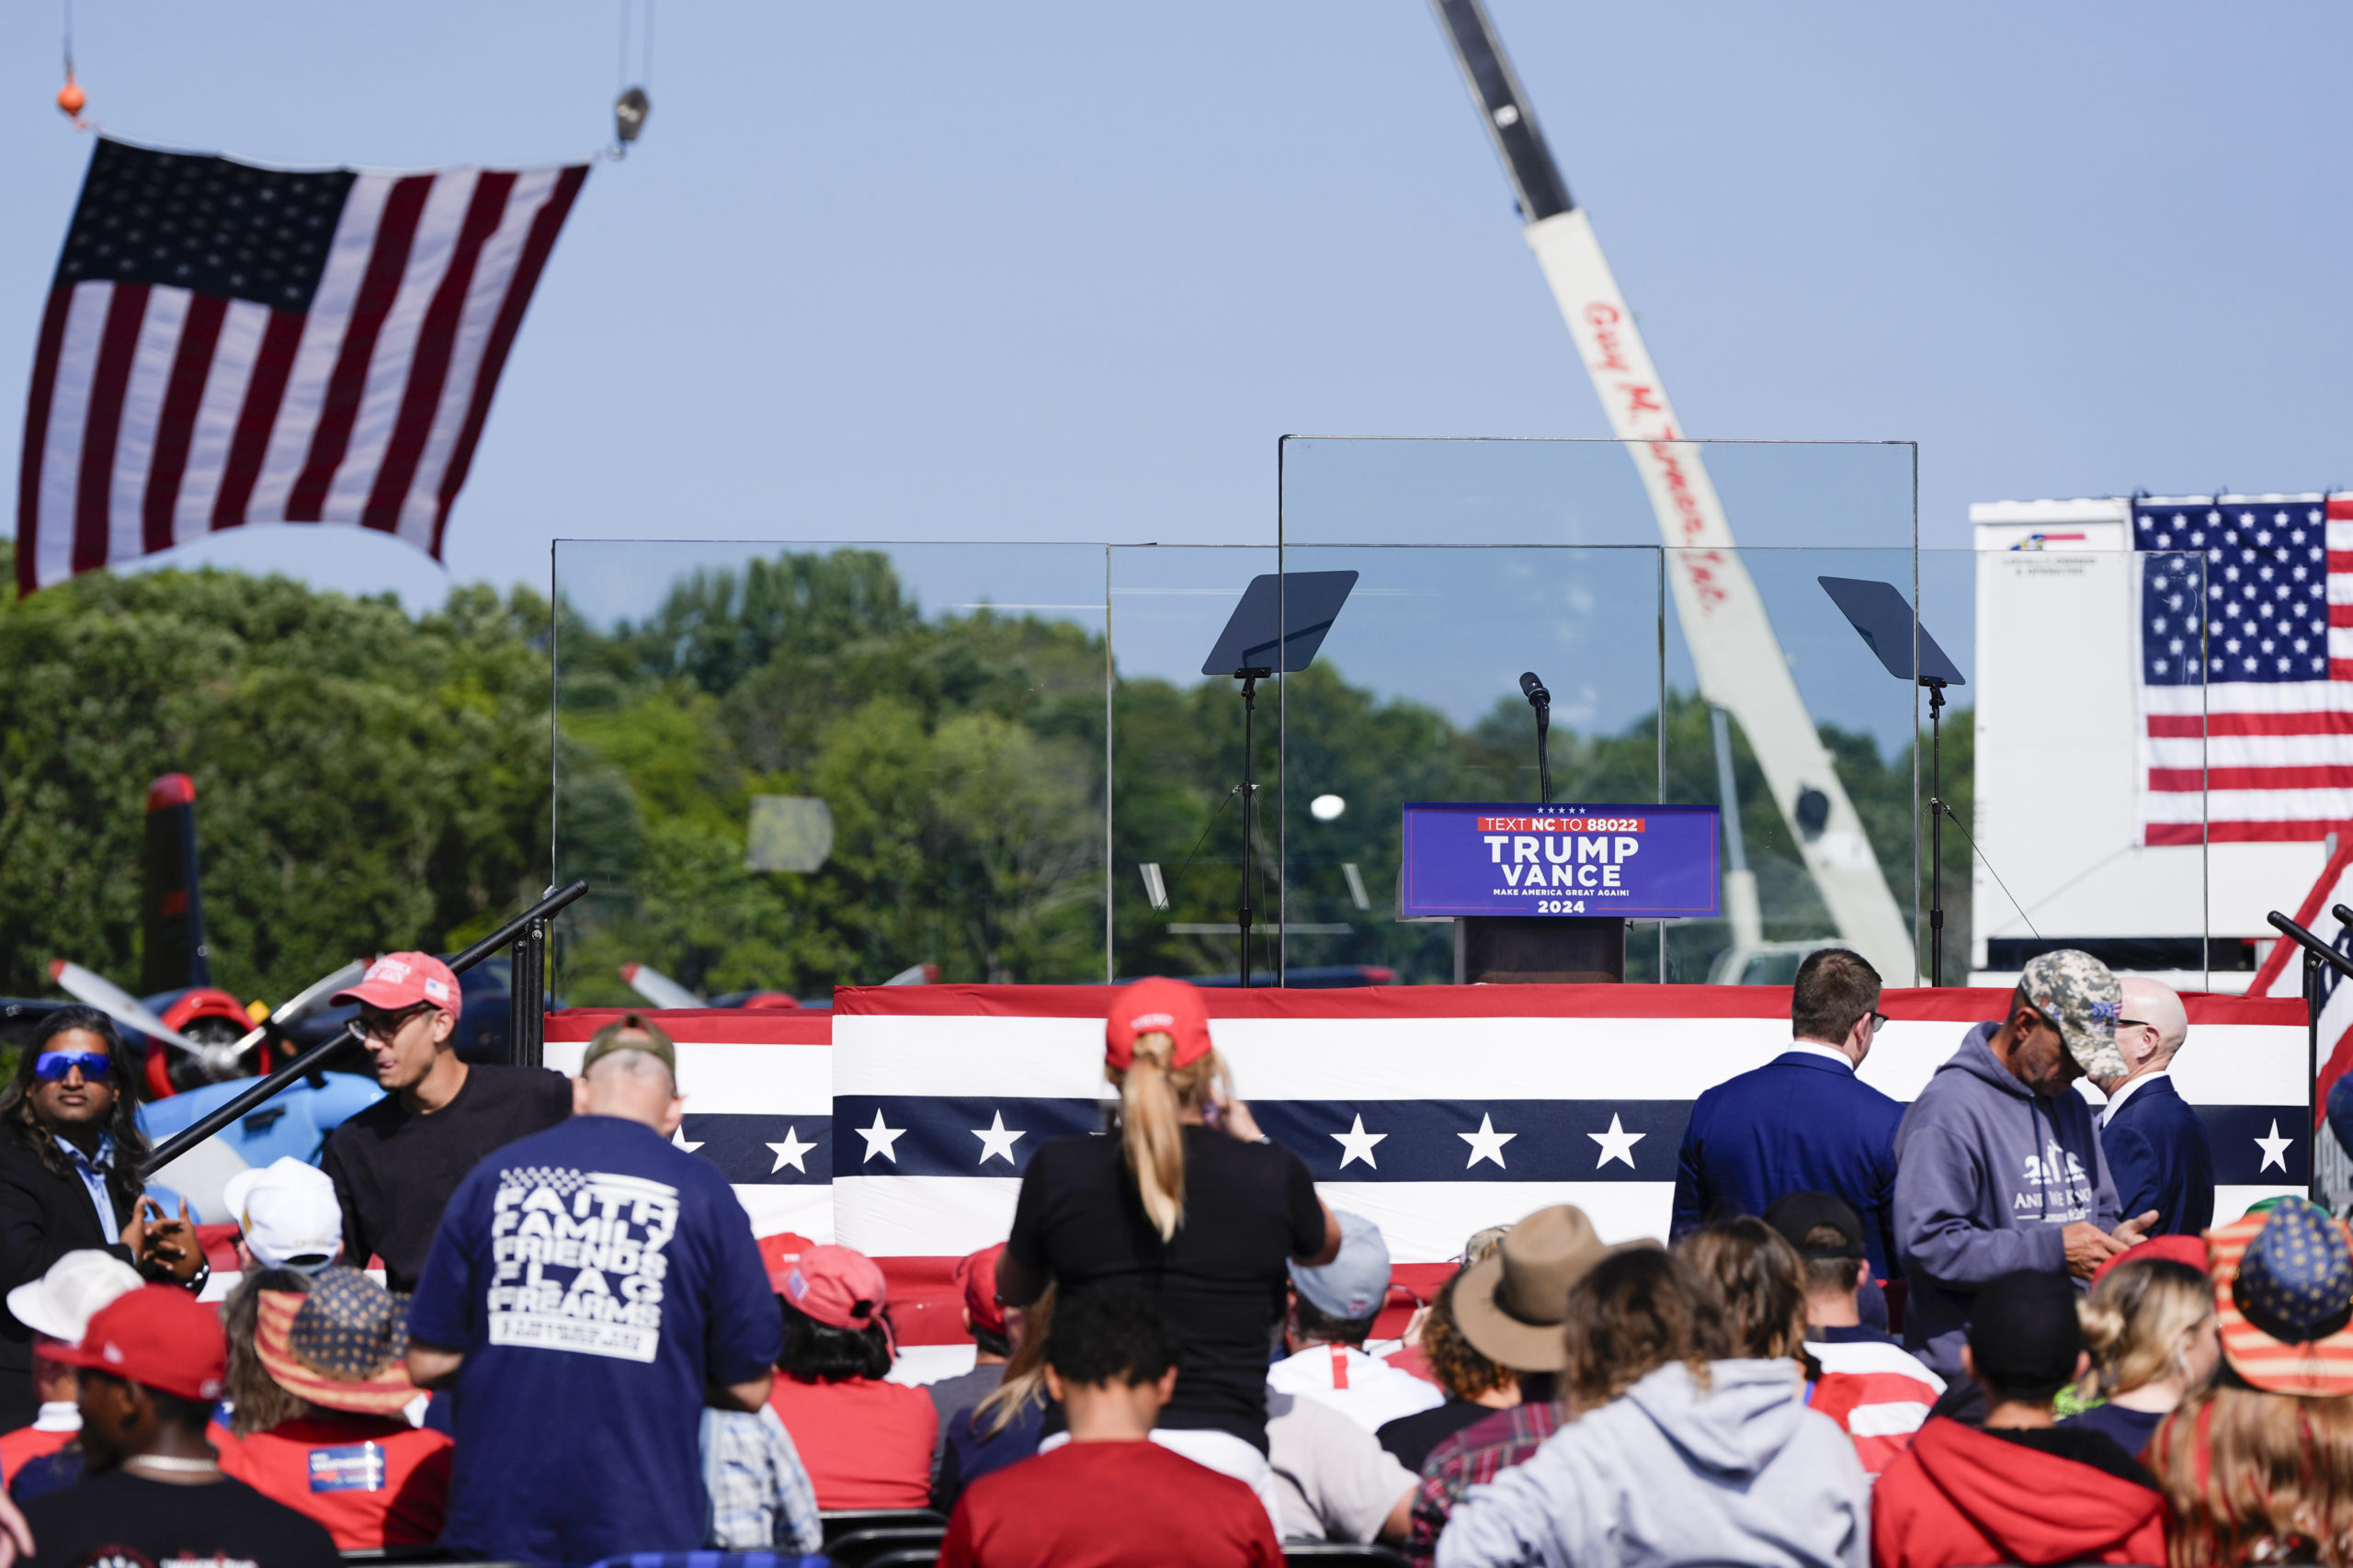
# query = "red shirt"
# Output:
<box><xmin>0</xmin><ymin>1423</ymin><xmax>72</xmax><ymax>1485</ymax></box>
<box><xmin>215</xmin><ymin>1414</ymin><xmax>454</xmax><ymax>1549</ymax></box>
<box><xmin>941</xmin><ymin>1441</ymin><xmax>1282</xmax><ymax>1568</ymax></box>
<box><xmin>767</xmin><ymin>1376</ymin><xmax>937</xmax><ymax>1509</ymax></box>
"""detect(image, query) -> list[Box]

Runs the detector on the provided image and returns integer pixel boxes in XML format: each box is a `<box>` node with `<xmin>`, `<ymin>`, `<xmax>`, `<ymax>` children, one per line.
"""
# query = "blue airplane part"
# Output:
<box><xmin>137</xmin><ymin>1069</ymin><xmax>385</xmax><ymax>1222</ymax></box>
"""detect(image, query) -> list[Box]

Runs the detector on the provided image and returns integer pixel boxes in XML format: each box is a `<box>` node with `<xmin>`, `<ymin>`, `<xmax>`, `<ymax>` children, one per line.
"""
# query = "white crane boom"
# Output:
<box><xmin>1429</xmin><ymin>0</ymin><xmax>1916</xmax><ymax>983</ymax></box>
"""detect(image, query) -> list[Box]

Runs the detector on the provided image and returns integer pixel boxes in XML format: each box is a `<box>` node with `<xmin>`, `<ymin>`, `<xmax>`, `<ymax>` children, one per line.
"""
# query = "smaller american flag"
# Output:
<box><xmin>16</xmin><ymin>139</ymin><xmax>587</xmax><ymax>597</ymax></box>
<box><xmin>2135</xmin><ymin>494</ymin><xmax>2353</xmax><ymax>845</ymax></box>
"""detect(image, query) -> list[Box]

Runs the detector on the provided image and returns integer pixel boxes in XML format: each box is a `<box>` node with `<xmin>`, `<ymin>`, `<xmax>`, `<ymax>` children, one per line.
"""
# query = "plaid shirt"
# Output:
<box><xmin>700</xmin><ymin>1404</ymin><xmax>824</xmax><ymax>1553</ymax></box>
<box><xmin>1405</xmin><ymin>1401</ymin><xmax>1562</xmax><ymax>1568</ymax></box>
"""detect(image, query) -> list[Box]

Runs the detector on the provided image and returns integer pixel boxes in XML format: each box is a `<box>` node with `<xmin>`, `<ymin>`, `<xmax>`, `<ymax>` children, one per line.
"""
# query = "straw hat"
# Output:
<box><xmin>1451</xmin><ymin>1205</ymin><xmax>1648</xmax><ymax>1373</ymax></box>
<box><xmin>253</xmin><ymin>1267</ymin><xmax>419</xmax><ymax>1417</ymax></box>
<box><xmin>2208</xmin><ymin>1197</ymin><xmax>2353</xmax><ymax>1398</ymax></box>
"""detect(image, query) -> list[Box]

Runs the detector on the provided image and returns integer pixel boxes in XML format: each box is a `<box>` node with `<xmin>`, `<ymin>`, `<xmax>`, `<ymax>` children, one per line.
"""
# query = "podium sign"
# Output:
<box><xmin>1401</xmin><ymin>802</ymin><xmax>1722</xmax><ymax>920</ymax></box>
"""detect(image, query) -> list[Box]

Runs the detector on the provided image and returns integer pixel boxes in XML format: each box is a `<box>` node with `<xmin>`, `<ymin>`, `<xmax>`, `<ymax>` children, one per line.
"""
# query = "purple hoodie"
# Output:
<box><xmin>1891</xmin><ymin>1021</ymin><xmax>2120</xmax><ymax>1381</ymax></box>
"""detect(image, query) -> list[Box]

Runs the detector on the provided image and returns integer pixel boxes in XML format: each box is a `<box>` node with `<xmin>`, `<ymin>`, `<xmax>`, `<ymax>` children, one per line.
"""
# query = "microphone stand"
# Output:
<box><xmin>1534</xmin><ymin>698</ymin><xmax>1552</xmax><ymax>805</ymax></box>
<box><xmin>1234</xmin><ymin>665</ymin><xmax>1272</xmax><ymax>989</ymax></box>
<box><xmin>1924</xmin><ymin>676</ymin><xmax>1946</xmax><ymax>987</ymax></box>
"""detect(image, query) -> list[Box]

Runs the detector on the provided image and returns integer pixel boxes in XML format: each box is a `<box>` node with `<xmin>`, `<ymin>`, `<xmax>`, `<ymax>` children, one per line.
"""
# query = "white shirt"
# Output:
<box><xmin>1266</xmin><ymin>1342</ymin><xmax>1443</xmax><ymax>1434</ymax></box>
<box><xmin>1781</xmin><ymin>1041</ymin><xmax>1858</xmax><ymax>1073</ymax></box>
<box><xmin>2100</xmin><ymin>1066</ymin><xmax>2171</xmax><ymax>1128</ymax></box>
<box><xmin>29</xmin><ymin>1401</ymin><xmax>77</xmax><ymax>1435</ymax></box>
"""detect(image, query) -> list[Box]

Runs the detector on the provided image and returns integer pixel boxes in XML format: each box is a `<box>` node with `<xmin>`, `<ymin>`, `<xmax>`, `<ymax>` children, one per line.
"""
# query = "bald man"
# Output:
<box><xmin>2091</xmin><ymin>978</ymin><xmax>2213</xmax><ymax>1235</ymax></box>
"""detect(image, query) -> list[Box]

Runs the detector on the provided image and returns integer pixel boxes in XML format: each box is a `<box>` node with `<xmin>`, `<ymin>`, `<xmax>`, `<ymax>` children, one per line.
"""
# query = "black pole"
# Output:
<box><xmin>2268</xmin><ymin>909</ymin><xmax>2353</xmax><ymax>981</ymax></box>
<box><xmin>1926</xmin><ymin>680</ymin><xmax>1945</xmax><ymax>988</ymax></box>
<box><xmin>141</xmin><ymin>879</ymin><xmax>590</xmax><ymax>1176</ymax></box>
<box><xmin>2310</xmin><ymin>947</ymin><xmax>2325</xmax><ymax>1205</ymax></box>
<box><xmin>1235</xmin><ymin>670</ymin><xmax>1268</xmax><ymax>989</ymax></box>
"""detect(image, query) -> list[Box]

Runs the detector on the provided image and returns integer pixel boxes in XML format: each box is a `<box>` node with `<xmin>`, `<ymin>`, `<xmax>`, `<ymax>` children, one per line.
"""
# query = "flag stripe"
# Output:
<box><xmin>211</xmin><ymin>309</ymin><xmax>308</xmax><ymax>530</ymax></box>
<box><xmin>13</xmin><ymin>287</ymin><xmax>74</xmax><ymax>597</ymax></box>
<box><xmin>175</xmin><ymin>301</ymin><xmax>268</xmax><ymax>541</ymax></box>
<box><xmin>2148</xmin><ymin>820</ymin><xmax>2337</xmax><ymax>846</ymax></box>
<box><xmin>2150</xmin><ymin>767</ymin><xmax>2353</xmax><ymax>790</ymax></box>
<box><xmin>361</xmin><ymin>171</ymin><xmax>515</xmax><ymax>534</ymax></box>
<box><xmin>430</xmin><ymin>163</ymin><xmax>586</xmax><ymax>554</ymax></box>
<box><xmin>73</xmin><ymin>284</ymin><xmax>151</xmax><ymax>576</ymax></box>
<box><xmin>142</xmin><ymin>292</ymin><xmax>227</xmax><ymax>555</ymax></box>
<box><xmin>325</xmin><ymin>171</ymin><xmax>483</xmax><ymax>527</ymax></box>
<box><xmin>35</xmin><ymin>288</ymin><xmax>112</xmax><ymax>589</ymax></box>
<box><xmin>249</xmin><ymin>174</ymin><xmax>394</xmax><ymax>524</ymax></box>
<box><xmin>284</xmin><ymin>174</ymin><xmax>432</xmax><ymax>522</ymax></box>
<box><xmin>108</xmin><ymin>288</ymin><xmax>189</xmax><ymax>567</ymax></box>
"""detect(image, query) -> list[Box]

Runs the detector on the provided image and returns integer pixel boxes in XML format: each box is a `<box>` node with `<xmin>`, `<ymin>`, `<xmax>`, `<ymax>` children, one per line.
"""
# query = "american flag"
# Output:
<box><xmin>2135</xmin><ymin>494</ymin><xmax>2353</xmax><ymax>845</ymax></box>
<box><xmin>15</xmin><ymin>138</ymin><xmax>587</xmax><ymax>597</ymax></box>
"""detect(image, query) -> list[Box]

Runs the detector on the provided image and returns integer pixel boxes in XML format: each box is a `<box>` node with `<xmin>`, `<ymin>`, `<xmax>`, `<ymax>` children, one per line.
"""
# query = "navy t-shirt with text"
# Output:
<box><xmin>408</xmin><ymin>1114</ymin><xmax>781</xmax><ymax>1567</ymax></box>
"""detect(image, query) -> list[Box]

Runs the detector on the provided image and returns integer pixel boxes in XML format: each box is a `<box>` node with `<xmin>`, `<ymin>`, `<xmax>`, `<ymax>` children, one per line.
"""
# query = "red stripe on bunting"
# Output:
<box><xmin>2149</xmin><ymin>766</ymin><xmax>2353</xmax><ymax>790</ymax></box>
<box><xmin>544</xmin><ymin>1006</ymin><xmax>833</xmax><ymax>1045</ymax></box>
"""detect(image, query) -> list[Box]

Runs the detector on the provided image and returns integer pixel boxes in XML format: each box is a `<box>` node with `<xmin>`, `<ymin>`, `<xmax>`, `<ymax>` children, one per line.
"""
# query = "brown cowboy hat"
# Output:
<box><xmin>1452</xmin><ymin>1205</ymin><xmax>1653</xmax><ymax>1372</ymax></box>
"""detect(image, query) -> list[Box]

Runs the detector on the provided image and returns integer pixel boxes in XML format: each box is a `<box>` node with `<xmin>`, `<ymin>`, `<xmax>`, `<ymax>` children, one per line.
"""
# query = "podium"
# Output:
<box><xmin>1456</xmin><ymin>915</ymin><xmax>1625</xmax><ymax>984</ymax></box>
<box><xmin>1403</xmin><ymin>802</ymin><xmax>1722</xmax><ymax>987</ymax></box>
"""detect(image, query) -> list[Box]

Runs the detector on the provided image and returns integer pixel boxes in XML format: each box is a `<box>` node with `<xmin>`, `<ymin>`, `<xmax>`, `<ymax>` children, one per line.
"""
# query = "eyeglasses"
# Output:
<box><xmin>356</xmin><ymin>1005</ymin><xmax>432</xmax><ymax>1042</ymax></box>
<box><xmin>1870</xmin><ymin>1011</ymin><xmax>1891</xmax><ymax>1033</ymax></box>
<box><xmin>33</xmin><ymin>1051</ymin><xmax>111</xmax><ymax>1083</ymax></box>
<box><xmin>2118</xmin><ymin>1017</ymin><xmax>2150</xmax><ymax>1030</ymax></box>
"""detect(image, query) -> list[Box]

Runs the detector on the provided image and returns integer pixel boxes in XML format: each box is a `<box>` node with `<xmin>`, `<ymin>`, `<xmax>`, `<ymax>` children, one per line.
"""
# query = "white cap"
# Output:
<box><xmin>222</xmin><ymin>1156</ymin><xmax>343</xmax><ymax>1273</ymax></box>
<box><xmin>6</xmin><ymin>1250</ymin><xmax>142</xmax><ymax>1344</ymax></box>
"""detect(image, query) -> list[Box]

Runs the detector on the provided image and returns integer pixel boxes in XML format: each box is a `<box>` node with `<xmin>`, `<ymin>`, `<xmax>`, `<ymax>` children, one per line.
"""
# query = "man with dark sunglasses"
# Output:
<box><xmin>1892</xmin><ymin>949</ymin><xmax>2160</xmax><ymax>1394</ymax></box>
<box><xmin>318</xmin><ymin>953</ymin><xmax>570</xmax><ymax>1292</ymax></box>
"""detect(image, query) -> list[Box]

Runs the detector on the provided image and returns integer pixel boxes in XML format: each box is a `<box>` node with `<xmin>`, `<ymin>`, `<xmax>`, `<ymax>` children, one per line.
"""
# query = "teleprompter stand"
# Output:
<box><xmin>1456</xmin><ymin>915</ymin><xmax>1626</xmax><ymax>984</ymax></box>
<box><xmin>1821</xmin><ymin>576</ymin><xmax>1968</xmax><ymax>985</ymax></box>
<box><xmin>1201</xmin><ymin>572</ymin><xmax>1357</xmax><ymax>988</ymax></box>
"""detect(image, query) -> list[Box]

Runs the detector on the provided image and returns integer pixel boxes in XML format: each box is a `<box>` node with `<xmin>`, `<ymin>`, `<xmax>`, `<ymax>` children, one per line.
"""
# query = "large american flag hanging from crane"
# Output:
<box><xmin>2135</xmin><ymin>494</ymin><xmax>2353</xmax><ymax>845</ymax></box>
<box><xmin>15</xmin><ymin>138</ymin><xmax>587</xmax><ymax>597</ymax></box>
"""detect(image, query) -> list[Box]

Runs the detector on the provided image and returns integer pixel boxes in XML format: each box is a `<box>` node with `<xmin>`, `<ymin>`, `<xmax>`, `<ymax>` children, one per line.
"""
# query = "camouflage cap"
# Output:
<box><xmin>2020</xmin><ymin>949</ymin><xmax>2127</xmax><ymax>1078</ymax></box>
<box><xmin>582</xmin><ymin>1011</ymin><xmax>676</xmax><ymax>1075</ymax></box>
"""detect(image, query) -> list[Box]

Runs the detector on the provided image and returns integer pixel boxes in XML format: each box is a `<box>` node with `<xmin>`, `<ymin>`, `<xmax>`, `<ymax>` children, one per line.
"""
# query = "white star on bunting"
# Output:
<box><xmin>1460</xmin><ymin>1113</ymin><xmax>1516</xmax><ymax>1170</ymax></box>
<box><xmin>1332</xmin><ymin>1114</ymin><xmax>1386</xmax><ymax>1171</ymax></box>
<box><xmin>2256</xmin><ymin>1119</ymin><xmax>2294</xmax><ymax>1174</ymax></box>
<box><xmin>857</xmin><ymin>1108</ymin><xmax>906</xmax><ymax>1164</ymax></box>
<box><xmin>972</xmin><ymin>1110</ymin><xmax>1027</xmax><ymax>1165</ymax></box>
<box><xmin>671</xmin><ymin>1127</ymin><xmax>704</xmax><ymax>1154</ymax></box>
<box><xmin>766</xmin><ymin>1126</ymin><xmax>816</xmax><ymax>1174</ymax></box>
<box><xmin>1588</xmin><ymin>1112</ymin><xmax>1645</xmax><ymax>1170</ymax></box>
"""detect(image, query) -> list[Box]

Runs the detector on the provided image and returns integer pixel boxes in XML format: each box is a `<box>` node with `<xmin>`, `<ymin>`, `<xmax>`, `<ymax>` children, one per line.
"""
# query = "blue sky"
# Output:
<box><xmin>2</xmin><ymin>1</ymin><xmax>2347</xmax><ymax>619</ymax></box>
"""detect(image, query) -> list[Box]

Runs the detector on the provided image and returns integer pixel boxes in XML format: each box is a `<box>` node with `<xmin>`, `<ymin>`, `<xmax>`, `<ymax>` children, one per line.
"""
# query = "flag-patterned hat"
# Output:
<box><xmin>2210</xmin><ymin>1197</ymin><xmax>2353</xmax><ymax>1397</ymax></box>
<box><xmin>254</xmin><ymin>1267</ymin><xmax>419</xmax><ymax>1416</ymax></box>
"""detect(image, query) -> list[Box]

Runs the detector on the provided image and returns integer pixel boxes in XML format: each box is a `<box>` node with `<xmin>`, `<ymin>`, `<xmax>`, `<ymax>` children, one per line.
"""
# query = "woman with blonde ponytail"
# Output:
<box><xmin>995</xmin><ymin>977</ymin><xmax>1340</xmax><ymax>1522</ymax></box>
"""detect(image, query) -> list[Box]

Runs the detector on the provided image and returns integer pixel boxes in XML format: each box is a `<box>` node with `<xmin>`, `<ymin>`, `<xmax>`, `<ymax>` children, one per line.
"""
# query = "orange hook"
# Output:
<box><xmin>57</xmin><ymin>71</ymin><xmax>85</xmax><ymax>120</ymax></box>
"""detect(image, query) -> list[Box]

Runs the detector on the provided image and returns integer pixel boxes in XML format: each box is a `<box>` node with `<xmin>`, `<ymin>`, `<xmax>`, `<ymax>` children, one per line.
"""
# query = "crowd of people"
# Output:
<box><xmin>0</xmin><ymin>943</ymin><xmax>2341</xmax><ymax>1566</ymax></box>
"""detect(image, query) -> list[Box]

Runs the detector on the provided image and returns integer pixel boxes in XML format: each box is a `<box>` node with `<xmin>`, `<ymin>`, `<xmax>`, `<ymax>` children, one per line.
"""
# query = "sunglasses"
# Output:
<box><xmin>1870</xmin><ymin>1011</ymin><xmax>1891</xmax><ymax>1032</ymax></box>
<box><xmin>356</xmin><ymin>1004</ymin><xmax>433</xmax><ymax>1042</ymax></box>
<box><xmin>33</xmin><ymin>1051</ymin><xmax>111</xmax><ymax>1083</ymax></box>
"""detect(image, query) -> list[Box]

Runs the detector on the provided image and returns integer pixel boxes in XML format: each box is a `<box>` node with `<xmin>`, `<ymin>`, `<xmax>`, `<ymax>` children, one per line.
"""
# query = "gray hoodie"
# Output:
<box><xmin>1892</xmin><ymin>1020</ymin><xmax>2120</xmax><ymax>1380</ymax></box>
<box><xmin>1432</xmin><ymin>1359</ymin><xmax>1868</xmax><ymax>1568</ymax></box>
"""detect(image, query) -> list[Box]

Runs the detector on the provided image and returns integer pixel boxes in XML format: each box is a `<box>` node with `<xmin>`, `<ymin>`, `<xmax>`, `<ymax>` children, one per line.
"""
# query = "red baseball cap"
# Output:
<box><xmin>50</xmin><ymin>1285</ymin><xmax>226</xmax><ymax>1403</ymax></box>
<box><xmin>2091</xmin><ymin>1232</ymin><xmax>2209</xmax><ymax>1288</ymax></box>
<box><xmin>779</xmin><ymin>1244</ymin><xmax>894</xmax><ymax>1351</ymax></box>
<box><xmin>756</xmin><ymin>1232</ymin><xmax>815</xmax><ymax>1293</ymax></box>
<box><xmin>955</xmin><ymin>1244</ymin><xmax>1008</xmax><ymax>1339</ymax></box>
<box><xmin>334</xmin><ymin>952</ymin><xmax>461</xmax><ymax>1017</ymax></box>
<box><xmin>1105</xmin><ymin>977</ymin><xmax>1211</xmax><ymax>1071</ymax></box>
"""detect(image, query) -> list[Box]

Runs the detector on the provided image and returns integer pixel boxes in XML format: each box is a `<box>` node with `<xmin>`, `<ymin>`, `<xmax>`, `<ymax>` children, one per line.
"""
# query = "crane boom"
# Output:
<box><xmin>1429</xmin><ymin>0</ymin><xmax>1916</xmax><ymax>983</ymax></box>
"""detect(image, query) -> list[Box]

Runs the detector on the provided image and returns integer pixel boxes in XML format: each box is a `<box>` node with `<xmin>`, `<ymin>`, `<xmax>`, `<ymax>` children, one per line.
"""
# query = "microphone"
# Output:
<box><xmin>1520</xmin><ymin>671</ymin><xmax>1551</xmax><ymax>708</ymax></box>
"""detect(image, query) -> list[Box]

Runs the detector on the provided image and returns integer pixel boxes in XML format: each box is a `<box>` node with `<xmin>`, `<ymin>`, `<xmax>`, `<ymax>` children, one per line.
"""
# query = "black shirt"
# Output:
<box><xmin>1007</xmin><ymin>1125</ymin><xmax>1324</xmax><ymax>1451</ymax></box>
<box><xmin>1985</xmin><ymin>1423</ymin><xmax>2159</xmax><ymax>1489</ymax></box>
<box><xmin>319</xmin><ymin>1062</ymin><xmax>570</xmax><ymax>1291</ymax></box>
<box><xmin>24</xmin><ymin>1468</ymin><xmax>339</xmax><ymax>1568</ymax></box>
<box><xmin>1379</xmin><ymin>1397</ymin><xmax>1499</xmax><ymax>1471</ymax></box>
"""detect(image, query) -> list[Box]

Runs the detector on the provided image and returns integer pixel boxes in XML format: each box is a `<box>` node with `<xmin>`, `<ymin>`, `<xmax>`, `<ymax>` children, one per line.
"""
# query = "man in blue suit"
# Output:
<box><xmin>2094</xmin><ymin>977</ymin><xmax>2213</xmax><ymax>1235</ymax></box>
<box><xmin>1671</xmin><ymin>948</ymin><xmax>1906</xmax><ymax>1280</ymax></box>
